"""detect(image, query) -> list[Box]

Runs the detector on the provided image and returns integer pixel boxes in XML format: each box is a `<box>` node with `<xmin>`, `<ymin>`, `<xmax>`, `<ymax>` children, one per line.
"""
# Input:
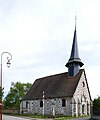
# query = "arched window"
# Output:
<box><xmin>62</xmin><ymin>99</ymin><xmax>66</xmax><ymax>107</ymax></box>
<box><xmin>26</xmin><ymin>101</ymin><xmax>28</xmax><ymax>108</ymax></box>
<box><xmin>40</xmin><ymin>100</ymin><xmax>43</xmax><ymax>107</ymax></box>
<box><xmin>87</xmin><ymin>102</ymin><xmax>90</xmax><ymax>115</ymax></box>
<box><xmin>82</xmin><ymin>104</ymin><xmax>85</xmax><ymax>114</ymax></box>
<box><xmin>82</xmin><ymin>82</ymin><xmax>85</xmax><ymax>87</ymax></box>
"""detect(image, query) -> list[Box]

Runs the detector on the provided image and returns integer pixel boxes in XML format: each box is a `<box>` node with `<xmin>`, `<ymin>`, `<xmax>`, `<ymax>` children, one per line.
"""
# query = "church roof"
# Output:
<box><xmin>22</xmin><ymin>69</ymin><xmax>84</xmax><ymax>100</ymax></box>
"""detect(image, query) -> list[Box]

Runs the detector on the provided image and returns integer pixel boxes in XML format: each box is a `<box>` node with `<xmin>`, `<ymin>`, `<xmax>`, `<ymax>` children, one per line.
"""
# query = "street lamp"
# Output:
<box><xmin>0</xmin><ymin>52</ymin><xmax>12</xmax><ymax>120</ymax></box>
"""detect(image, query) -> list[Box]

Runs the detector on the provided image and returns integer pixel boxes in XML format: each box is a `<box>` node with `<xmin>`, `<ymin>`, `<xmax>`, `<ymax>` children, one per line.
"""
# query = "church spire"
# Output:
<box><xmin>65</xmin><ymin>18</ymin><xmax>84</xmax><ymax>76</ymax></box>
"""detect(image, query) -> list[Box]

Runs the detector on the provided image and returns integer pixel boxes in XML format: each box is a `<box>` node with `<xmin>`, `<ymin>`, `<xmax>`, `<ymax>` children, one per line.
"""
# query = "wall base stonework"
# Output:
<box><xmin>20</xmin><ymin>97</ymin><xmax>91</xmax><ymax>117</ymax></box>
<box><xmin>20</xmin><ymin>97</ymin><xmax>72</xmax><ymax>116</ymax></box>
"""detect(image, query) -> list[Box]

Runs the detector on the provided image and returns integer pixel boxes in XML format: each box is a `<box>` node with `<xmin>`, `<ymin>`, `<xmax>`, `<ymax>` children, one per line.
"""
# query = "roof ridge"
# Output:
<box><xmin>36</xmin><ymin>71</ymin><xmax>68</xmax><ymax>80</ymax></box>
<box><xmin>22</xmin><ymin>69</ymin><xmax>85</xmax><ymax>100</ymax></box>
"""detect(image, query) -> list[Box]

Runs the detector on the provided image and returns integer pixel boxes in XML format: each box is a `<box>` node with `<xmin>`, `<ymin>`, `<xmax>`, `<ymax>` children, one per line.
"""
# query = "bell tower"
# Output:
<box><xmin>65</xmin><ymin>21</ymin><xmax>84</xmax><ymax>76</ymax></box>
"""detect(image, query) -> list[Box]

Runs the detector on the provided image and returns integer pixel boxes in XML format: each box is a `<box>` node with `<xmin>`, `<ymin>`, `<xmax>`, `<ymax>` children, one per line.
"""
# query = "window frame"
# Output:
<box><xmin>40</xmin><ymin>100</ymin><xmax>43</xmax><ymax>107</ymax></box>
<box><xmin>62</xmin><ymin>99</ymin><xmax>66</xmax><ymax>107</ymax></box>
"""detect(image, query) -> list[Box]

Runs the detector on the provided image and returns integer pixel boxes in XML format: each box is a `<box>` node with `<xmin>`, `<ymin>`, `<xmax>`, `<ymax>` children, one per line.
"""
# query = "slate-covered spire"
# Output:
<box><xmin>69</xmin><ymin>26</ymin><xmax>79</xmax><ymax>60</ymax></box>
<box><xmin>65</xmin><ymin>23</ymin><xmax>84</xmax><ymax>76</ymax></box>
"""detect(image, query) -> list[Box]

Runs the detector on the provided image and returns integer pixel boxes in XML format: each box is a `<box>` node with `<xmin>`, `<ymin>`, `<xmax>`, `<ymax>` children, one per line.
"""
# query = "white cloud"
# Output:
<box><xmin>0</xmin><ymin>0</ymin><xmax>100</xmax><ymax>99</ymax></box>
<box><xmin>86</xmin><ymin>66</ymin><xmax>100</xmax><ymax>99</ymax></box>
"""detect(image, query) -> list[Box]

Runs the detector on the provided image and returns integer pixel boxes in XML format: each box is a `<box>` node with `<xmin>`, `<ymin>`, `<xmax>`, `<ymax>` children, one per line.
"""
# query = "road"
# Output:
<box><xmin>70</xmin><ymin>116</ymin><xmax>91</xmax><ymax>120</ymax></box>
<box><xmin>2</xmin><ymin>114</ymin><xmax>91</xmax><ymax>120</ymax></box>
<box><xmin>2</xmin><ymin>114</ymin><xmax>33</xmax><ymax>120</ymax></box>
<box><xmin>92</xmin><ymin>116</ymin><xmax>100</xmax><ymax>120</ymax></box>
<box><xmin>71</xmin><ymin>115</ymin><xmax>100</xmax><ymax>120</ymax></box>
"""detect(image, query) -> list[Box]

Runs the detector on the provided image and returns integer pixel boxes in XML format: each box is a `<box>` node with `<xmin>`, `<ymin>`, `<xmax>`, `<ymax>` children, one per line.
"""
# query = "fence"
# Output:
<box><xmin>3</xmin><ymin>109</ymin><xmax>19</xmax><ymax>114</ymax></box>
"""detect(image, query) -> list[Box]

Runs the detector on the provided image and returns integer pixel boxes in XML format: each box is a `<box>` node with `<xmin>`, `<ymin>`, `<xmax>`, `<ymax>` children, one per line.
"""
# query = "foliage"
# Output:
<box><xmin>0</xmin><ymin>87</ymin><xmax>4</xmax><ymax>101</ymax></box>
<box><xmin>3</xmin><ymin>82</ymin><xmax>32</xmax><ymax>109</ymax></box>
<box><xmin>93</xmin><ymin>96</ymin><xmax>100</xmax><ymax>115</ymax></box>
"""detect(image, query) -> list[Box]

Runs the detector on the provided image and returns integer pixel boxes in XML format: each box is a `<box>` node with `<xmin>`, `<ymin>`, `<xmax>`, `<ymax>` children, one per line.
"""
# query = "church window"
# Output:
<box><xmin>62</xmin><ymin>99</ymin><xmax>66</xmax><ymax>107</ymax></box>
<box><xmin>82</xmin><ymin>82</ymin><xmax>85</xmax><ymax>87</ymax></box>
<box><xmin>87</xmin><ymin>102</ymin><xmax>89</xmax><ymax>114</ymax></box>
<box><xmin>26</xmin><ymin>101</ymin><xmax>28</xmax><ymax>108</ymax></box>
<box><xmin>82</xmin><ymin>104</ymin><xmax>85</xmax><ymax>114</ymax></box>
<box><xmin>40</xmin><ymin>100</ymin><xmax>43</xmax><ymax>107</ymax></box>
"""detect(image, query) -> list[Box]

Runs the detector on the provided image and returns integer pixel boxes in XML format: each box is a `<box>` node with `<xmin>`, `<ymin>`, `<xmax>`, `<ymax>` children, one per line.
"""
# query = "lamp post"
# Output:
<box><xmin>0</xmin><ymin>52</ymin><xmax>12</xmax><ymax>120</ymax></box>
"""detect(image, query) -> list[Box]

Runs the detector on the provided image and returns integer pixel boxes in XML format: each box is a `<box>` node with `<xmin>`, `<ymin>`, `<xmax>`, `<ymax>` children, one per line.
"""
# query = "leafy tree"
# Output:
<box><xmin>93</xmin><ymin>96</ymin><xmax>100</xmax><ymax>115</ymax></box>
<box><xmin>3</xmin><ymin>82</ymin><xmax>32</xmax><ymax>109</ymax></box>
<box><xmin>0</xmin><ymin>87</ymin><xmax>4</xmax><ymax>102</ymax></box>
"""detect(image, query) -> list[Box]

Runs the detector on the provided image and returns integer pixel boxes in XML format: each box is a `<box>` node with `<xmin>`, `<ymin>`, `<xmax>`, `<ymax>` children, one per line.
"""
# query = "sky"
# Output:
<box><xmin>0</xmin><ymin>0</ymin><xmax>100</xmax><ymax>100</ymax></box>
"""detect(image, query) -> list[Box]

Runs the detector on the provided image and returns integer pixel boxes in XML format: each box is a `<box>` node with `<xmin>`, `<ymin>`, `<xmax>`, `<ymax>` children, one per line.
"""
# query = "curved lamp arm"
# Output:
<box><xmin>1</xmin><ymin>52</ymin><xmax>12</xmax><ymax>67</ymax></box>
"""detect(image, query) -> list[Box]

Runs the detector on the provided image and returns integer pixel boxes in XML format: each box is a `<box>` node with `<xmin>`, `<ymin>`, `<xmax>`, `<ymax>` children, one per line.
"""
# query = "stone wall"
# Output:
<box><xmin>73</xmin><ymin>71</ymin><xmax>91</xmax><ymax>116</ymax></box>
<box><xmin>20</xmin><ymin>97</ymin><xmax>72</xmax><ymax>116</ymax></box>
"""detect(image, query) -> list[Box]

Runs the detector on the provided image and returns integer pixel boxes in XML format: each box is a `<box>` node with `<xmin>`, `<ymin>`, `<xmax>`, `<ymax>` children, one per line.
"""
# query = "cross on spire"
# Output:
<box><xmin>75</xmin><ymin>15</ymin><xmax>77</xmax><ymax>27</ymax></box>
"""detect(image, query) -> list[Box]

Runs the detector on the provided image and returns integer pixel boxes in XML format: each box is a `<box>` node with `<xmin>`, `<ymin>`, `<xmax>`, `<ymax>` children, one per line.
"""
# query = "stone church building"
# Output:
<box><xmin>20</xmin><ymin>25</ymin><xmax>91</xmax><ymax>116</ymax></box>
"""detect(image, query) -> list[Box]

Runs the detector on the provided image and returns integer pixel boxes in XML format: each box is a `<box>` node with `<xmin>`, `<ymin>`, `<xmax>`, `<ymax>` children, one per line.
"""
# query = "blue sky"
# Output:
<box><xmin>0</xmin><ymin>0</ymin><xmax>100</xmax><ymax>99</ymax></box>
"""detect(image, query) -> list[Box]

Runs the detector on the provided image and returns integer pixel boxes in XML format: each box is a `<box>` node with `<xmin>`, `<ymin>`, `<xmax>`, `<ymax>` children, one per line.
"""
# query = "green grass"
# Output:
<box><xmin>13</xmin><ymin>114</ymin><xmax>49</xmax><ymax>119</ymax></box>
<box><xmin>54</xmin><ymin>115</ymin><xmax>91</xmax><ymax>120</ymax></box>
<box><xmin>54</xmin><ymin>117</ymin><xmax>72</xmax><ymax>120</ymax></box>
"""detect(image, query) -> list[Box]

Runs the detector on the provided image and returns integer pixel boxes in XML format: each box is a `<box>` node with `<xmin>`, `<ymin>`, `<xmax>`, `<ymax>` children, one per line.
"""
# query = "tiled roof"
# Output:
<box><xmin>23</xmin><ymin>69</ymin><xmax>84</xmax><ymax>100</ymax></box>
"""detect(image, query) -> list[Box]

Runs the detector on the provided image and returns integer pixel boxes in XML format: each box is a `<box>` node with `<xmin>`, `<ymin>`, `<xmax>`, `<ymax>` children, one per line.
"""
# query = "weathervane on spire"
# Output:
<box><xmin>75</xmin><ymin>15</ymin><xmax>77</xmax><ymax>26</ymax></box>
<box><xmin>75</xmin><ymin>11</ymin><xmax>77</xmax><ymax>28</ymax></box>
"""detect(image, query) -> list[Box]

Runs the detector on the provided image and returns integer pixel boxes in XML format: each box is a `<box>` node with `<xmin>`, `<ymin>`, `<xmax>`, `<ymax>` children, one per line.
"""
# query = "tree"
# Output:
<box><xmin>93</xmin><ymin>96</ymin><xmax>100</xmax><ymax>115</ymax></box>
<box><xmin>3</xmin><ymin>82</ymin><xmax>32</xmax><ymax>109</ymax></box>
<box><xmin>0</xmin><ymin>87</ymin><xmax>4</xmax><ymax>102</ymax></box>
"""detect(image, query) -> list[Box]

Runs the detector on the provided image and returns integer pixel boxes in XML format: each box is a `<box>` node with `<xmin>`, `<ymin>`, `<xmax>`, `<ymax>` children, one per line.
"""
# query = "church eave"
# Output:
<box><xmin>22</xmin><ymin>69</ymin><xmax>84</xmax><ymax>101</ymax></box>
<box><xmin>65</xmin><ymin>59</ymin><xmax>84</xmax><ymax>67</ymax></box>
